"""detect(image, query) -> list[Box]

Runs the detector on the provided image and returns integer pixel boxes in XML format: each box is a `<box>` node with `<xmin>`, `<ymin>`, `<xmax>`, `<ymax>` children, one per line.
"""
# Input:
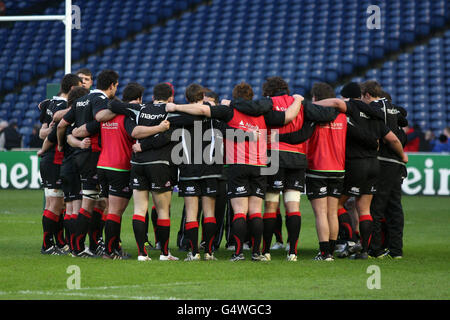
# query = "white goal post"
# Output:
<box><xmin>0</xmin><ymin>0</ymin><xmax>72</xmax><ymax>74</ymax></box>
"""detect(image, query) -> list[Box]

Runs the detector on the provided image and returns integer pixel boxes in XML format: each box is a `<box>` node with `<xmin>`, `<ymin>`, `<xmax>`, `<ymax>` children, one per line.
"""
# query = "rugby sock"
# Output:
<box><xmin>132</xmin><ymin>214</ymin><xmax>148</xmax><ymax>256</ymax></box>
<box><xmin>249</xmin><ymin>213</ymin><xmax>263</xmax><ymax>255</ymax></box>
<box><xmin>203</xmin><ymin>217</ymin><xmax>217</xmax><ymax>254</ymax></box>
<box><xmin>319</xmin><ymin>241</ymin><xmax>330</xmax><ymax>256</ymax></box>
<box><xmin>88</xmin><ymin>207</ymin><xmax>103</xmax><ymax>251</ymax></box>
<box><xmin>104</xmin><ymin>213</ymin><xmax>122</xmax><ymax>255</ymax></box>
<box><xmin>274</xmin><ymin>207</ymin><xmax>283</xmax><ymax>243</ymax></box>
<box><xmin>185</xmin><ymin>221</ymin><xmax>199</xmax><ymax>255</ymax></box>
<box><xmin>380</xmin><ymin>218</ymin><xmax>388</xmax><ymax>249</ymax></box>
<box><xmin>329</xmin><ymin>239</ymin><xmax>337</xmax><ymax>256</ymax></box>
<box><xmin>74</xmin><ymin>208</ymin><xmax>91</xmax><ymax>253</ymax></box>
<box><xmin>69</xmin><ymin>213</ymin><xmax>78</xmax><ymax>251</ymax></box>
<box><xmin>151</xmin><ymin>206</ymin><xmax>158</xmax><ymax>244</ymax></box>
<box><xmin>286</xmin><ymin>211</ymin><xmax>301</xmax><ymax>255</ymax></box>
<box><xmin>42</xmin><ymin>210</ymin><xmax>58</xmax><ymax>250</ymax></box>
<box><xmin>232</xmin><ymin>213</ymin><xmax>247</xmax><ymax>255</ymax></box>
<box><xmin>55</xmin><ymin>210</ymin><xmax>65</xmax><ymax>248</ymax></box>
<box><xmin>338</xmin><ymin>208</ymin><xmax>354</xmax><ymax>242</ymax></box>
<box><xmin>63</xmin><ymin>212</ymin><xmax>71</xmax><ymax>245</ymax></box>
<box><xmin>144</xmin><ymin>210</ymin><xmax>150</xmax><ymax>243</ymax></box>
<box><xmin>359</xmin><ymin>215</ymin><xmax>373</xmax><ymax>253</ymax></box>
<box><xmin>157</xmin><ymin>219</ymin><xmax>171</xmax><ymax>256</ymax></box>
<box><xmin>262</xmin><ymin>212</ymin><xmax>277</xmax><ymax>254</ymax></box>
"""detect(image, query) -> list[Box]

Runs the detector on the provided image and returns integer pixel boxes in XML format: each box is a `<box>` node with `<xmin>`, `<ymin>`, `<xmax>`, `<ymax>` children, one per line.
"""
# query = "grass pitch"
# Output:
<box><xmin>0</xmin><ymin>189</ymin><xmax>448</xmax><ymax>300</ymax></box>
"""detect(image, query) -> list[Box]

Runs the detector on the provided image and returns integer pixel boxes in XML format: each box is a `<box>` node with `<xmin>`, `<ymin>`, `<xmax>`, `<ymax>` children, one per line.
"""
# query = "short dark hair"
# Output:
<box><xmin>60</xmin><ymin>74</ymin><xmax>82</xmax><ymax>94</ymax></box>
<box><xmin>381</xmin><ymin>90</ymin><xmax>392</xmax><ymax>102</ymax></box>
<box><xmin>204</xmin><ymin>88</ymin><xmax>219</xmax><ymax>104</ymax></box>
<box><xmin>361</xmin><ymin>80</ymin><xmax>383</xmax><ymax>98</ymax></box>
<box><xmin>123</xmin><ymin>82</ymin><xmax>145</xmax><ymax>103</ymax></box>
<box><xmin>76</xmin><ymin>68</ymin><xmax>92</xmax><ymax>78</ymax></box>
<box><xmin>68</xmin><ymin>86</ymin><xmax>89</xmax><ymax>107</ymax></box>
<box><xmin>311</xmin><ymin>82</ymin><xmax>335</xmax><ymax>101</ymax></box>
<box><xmin>232</xmin><ymin>82</ymin><xmax>254</xmax><ymax>100</ymax></box>
<box><xmin>262</xmin><ymin>76</ymin><xmax>290</xmax><ymax>97</ymax></box>
<box><xmin>185</xmin><ymin>83</ymin><xmax>205</xmax><ymax>103</ymax></box>
<box><xmin>340</xmin><ymin>82</ymin><xmax>361</xmax><ymax>99</ymax></box>
<box><xmin>153</xmin><ymin>82</ymin><xmax>174</xmax><ymax>101</ymax></box>
<box><xmin>96</xmin><ymin>69</ymin><xmax>119</xmax><ymax>91</ymax></box>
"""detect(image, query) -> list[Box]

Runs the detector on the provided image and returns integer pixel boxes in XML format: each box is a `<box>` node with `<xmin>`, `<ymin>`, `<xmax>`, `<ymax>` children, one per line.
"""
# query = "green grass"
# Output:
<box><xmin>0</xmin><ymin>190</ymin><xmax>449</xmax><ymax>300</ymax></box>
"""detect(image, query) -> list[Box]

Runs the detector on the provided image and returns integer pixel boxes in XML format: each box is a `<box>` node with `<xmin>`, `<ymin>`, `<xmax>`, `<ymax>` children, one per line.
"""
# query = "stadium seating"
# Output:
<box><xmin>0</xmin><ymin>0</ymin><xmax>449</xmax><ymax>146</ymax></box>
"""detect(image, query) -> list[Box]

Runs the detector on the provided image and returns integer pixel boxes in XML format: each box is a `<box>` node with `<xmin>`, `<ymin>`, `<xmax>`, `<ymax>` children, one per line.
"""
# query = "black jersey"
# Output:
<box><xmin>344</xmin><ymin>99</ymin><xmax>390</xmax><ymax>160</ymax></box>
<box><xmin>369</xmin><ymin>98</ymin><xmax>406</xmax><ymax>162</ymax></box>
<box><xmin>109</xmin><ymin>100</ymin><xmax>200</xmax><ymax>165</ymax></box>
<box><xmin>177</xmin><ymin>103</ymin><xmax>224</xmax><ymax>180</ymax></box>
<box><xmin>63</xmin><ymin>90</ymin><xmax>109</xmax><ymax>153</ymax></box>
<box><xmin>38</xmin><ymin>96</ymin><xmax>67</xmax><ymax>164</ymax></box>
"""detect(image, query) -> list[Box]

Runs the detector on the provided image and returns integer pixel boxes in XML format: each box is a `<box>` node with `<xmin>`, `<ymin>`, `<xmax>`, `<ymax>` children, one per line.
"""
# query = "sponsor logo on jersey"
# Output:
<box><xmin>140</xmin><ymin>113</ymin><xmax>165</xmax><ymax>120</ymax></box>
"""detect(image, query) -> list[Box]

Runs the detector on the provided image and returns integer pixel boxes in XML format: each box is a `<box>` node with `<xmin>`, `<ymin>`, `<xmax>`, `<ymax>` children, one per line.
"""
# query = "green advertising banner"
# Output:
<box><xmin>0</xmin><ymin>151</ymin><xmax>41</xmax><ymax>189</ymax></box>
<box><xmin>402</xmin><ymin>153</ymin><xmax>450</xmax><ymax>196</ymax></box>
<box><xmin>0</xmin><ymin>151</ymin><xmax>449</xmax><ymax>195</ymax></box>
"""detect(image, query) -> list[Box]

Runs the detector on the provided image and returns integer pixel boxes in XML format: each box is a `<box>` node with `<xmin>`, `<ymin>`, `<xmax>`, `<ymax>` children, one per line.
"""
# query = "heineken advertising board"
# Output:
<box><xmin>0</xmin><ymin>151</ymin><xmax>449</xmax><ymax>196</ymax></box>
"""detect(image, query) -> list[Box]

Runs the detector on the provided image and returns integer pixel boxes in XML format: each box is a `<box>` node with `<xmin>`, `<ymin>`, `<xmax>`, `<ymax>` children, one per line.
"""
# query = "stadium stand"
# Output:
<box><xmin>0</xmin><ymin>0</ymin><xmax>449</xmax><ymax>146</ymax></box>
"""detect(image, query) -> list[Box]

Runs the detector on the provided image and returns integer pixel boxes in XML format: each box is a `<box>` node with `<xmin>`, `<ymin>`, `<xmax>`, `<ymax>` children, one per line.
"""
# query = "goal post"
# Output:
<box><xmin>0</xmin><ymin>0</ymin><xmax>73</xmax><ymax>74</ymax></box>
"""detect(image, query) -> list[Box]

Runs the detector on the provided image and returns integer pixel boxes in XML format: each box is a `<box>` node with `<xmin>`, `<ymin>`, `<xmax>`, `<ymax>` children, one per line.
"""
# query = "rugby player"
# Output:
<box><xmin>57</xmin><ymin>69</ymin><xmax>119</xmax><ymax>257</ymax></box>
<box><xmin>38</xmin><ymin>74</ymin><xmax>82</xmax><ymax>255</ymax></box>
<box><xmin>166</xmin><ymin>82</ymin><xmax>303</xmax><ymax>261</ymax></box>
<box><xmin>361</xmin><ymin>81</ymin><xmax>408</xmax><ymax>259</ymax></box>
<box><xmin>312</xmin><ymin>82</ymin><xmax>408</xmax><ymax>259</ymax></box>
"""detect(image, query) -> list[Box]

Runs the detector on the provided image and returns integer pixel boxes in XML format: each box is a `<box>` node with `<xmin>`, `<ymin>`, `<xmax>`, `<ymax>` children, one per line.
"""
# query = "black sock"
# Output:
<box><xmin>338</xmin><ymin>208</ymin><xmax>355</xmax><ymax>241</ymax></box>
<box><xmin>63</xmin><ymin>213</ymin><xmax>71</xmax><ymax>246</ymax></box>
<box><xmin>262</xmin><ymin>212</ymin><xmax>277</xmax><ymax>254</ymax></box>
<box><xmin>359</xmin><ymin>215</ymin><xmax>373</xmax><ymax>253</ymax></box>
<box><xmin>74</xmin><ymin>208</ymin><xmax>91</xmax><ymax>253</ymax></box>
<box><xmin>144</xmin><ymin>210</ymin><xmax>150</xmax><ymax>243</ymax></box>
<box><xmin>185</xmin><ymin>221</ymin><xmax>199</xmax><ymax>255</ymax></box>
<box><xmin>249</xmin><ymin>213</ymin><xmax>263</xmax><ymax>255</ymax></box>
<box><xmin>42</xmin><ymin>210</ymin><xmax>58</xmax><ymax>250</ymax></box>
<box><xmin>151</xmin><ymin>206</ymin><xmax>158</xmax><ymax>244</ymax></box>
<box><xmin>157</xmin><ymin>219</ymin><xmax>170</xmax><ymax>255</ymax></box>
<box><xmin>55</xmin><ymin>212</ymin><xmax>66</xmax><ymax>248</ymax></box>
<box><xmin>274</xmin><ymin>208</ymin><xmax>283</xmax><ymax>243</ymax></box>
<box><xmin>329</xmin><ymin>239</ymin><xmax>337</xmax><ymax>255</ymax></box>
<box><xmin>88</xmin><ymin>208</ymin><xmax>104</xmax><ymax>251</ymax></box>
<box><xmin>132</xmin><ymin>215</ymin><xmax>148</xmax><ymax>256</ymax></box>
<box><xmin>203</xmin><ymin>217</ymin><xmax>217</xmax><ymax>254</ymax></box>
<box><xmin>231</xmin><ymin>213</ymin><xmax>247</xmax><ymax>255</ymax></box>
<box><xmin>286</xmin><ymin>212</ymin><xmax>301</xmax><ymax>255</ymax></box>
<box><xmin>104</xmin><ymin>214</ymin><xmax>122</xmax><ymax>255</ymax></box>
<box><xmin>319</xmin><ymin>241</ymin><xmax>330</xmax><ymax>256</ymax></box>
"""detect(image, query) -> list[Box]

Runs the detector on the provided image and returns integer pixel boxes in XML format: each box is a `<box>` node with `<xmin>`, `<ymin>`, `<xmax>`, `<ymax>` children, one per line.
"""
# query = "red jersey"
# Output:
<box><xmin>268</xmin><ymin>94</ymin><xmax>306</xmax><ymax>155</ymax></box>
<box><xmin>97</xmin><ymin>114</ymin><xmax>135</xmax><ymax>171</ymax></box>
<box><xmin>225</xmin><ymin>109</ymin><xmax>268</xmax><ymax>166</ymax></box>
<box><xmin>307</xmin><ymin>113</ymin><xmax>347</xmax><ymax>172</ymax></box>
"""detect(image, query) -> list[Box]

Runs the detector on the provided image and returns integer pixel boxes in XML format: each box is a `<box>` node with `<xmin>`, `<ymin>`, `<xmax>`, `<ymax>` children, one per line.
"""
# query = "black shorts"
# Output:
<box><xmin>60</xmin><ymin>157</ymin><xmax>82</xmax><ymax>202</ymax></box>
<box><xmin>98</xmin><ymin>168</ymin><xmax>132</xmax><ymax>199</ymax></box>
<box><xmin>344</xmin><ymin>158</ymin><xmax>379</xmax><ymax>196</ymax></box>
<box><xmin>306</xmin><ymin>172</ymin><xmax>345</xmax><ymax>200</ymax></box>
<box><xmin>178</xmin><ymin>178</ymin><xmax>218</xmax><ymax>197</ymax></box>
<box><xmin>74</xmin><ymin>151</ymin><xmax>100</xmax><ymax>191</ymax></box>
<box><xmin>131</xmin><ymin>163</ymin><xmax>176</xmax><ymax>193</ymax></box>
<box><xmin>40</xmin><ymin>160</ymin><xmax>63</xmax><ymax>190</ymax></box>
<box><xmin>267</xmin><ymin>167</ymin><xmax>305</xmax><ymax>192</ymax></box>
<box><xmin>225</xmin><ymin>165</ymin><xmax>266</xmax><ymax>199</ymax></box>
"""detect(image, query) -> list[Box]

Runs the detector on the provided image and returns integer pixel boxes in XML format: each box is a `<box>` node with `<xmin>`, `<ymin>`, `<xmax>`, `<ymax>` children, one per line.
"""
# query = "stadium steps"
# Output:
<box><xmin>328</xmin><ymin>21</ymin><xmax>450</xmax><ymax>96</ymax></box>
<box><xmin>0</xmin><ymin>0</ymin><xmax>211</xmax><ymax>100</ymax></box>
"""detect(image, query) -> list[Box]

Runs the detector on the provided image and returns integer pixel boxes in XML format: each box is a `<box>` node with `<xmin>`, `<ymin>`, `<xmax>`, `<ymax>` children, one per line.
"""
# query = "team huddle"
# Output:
<box><xmin>37</xmin><ymin>68</ymin><xmax>408</xmax><ymax>262</ymax></box>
